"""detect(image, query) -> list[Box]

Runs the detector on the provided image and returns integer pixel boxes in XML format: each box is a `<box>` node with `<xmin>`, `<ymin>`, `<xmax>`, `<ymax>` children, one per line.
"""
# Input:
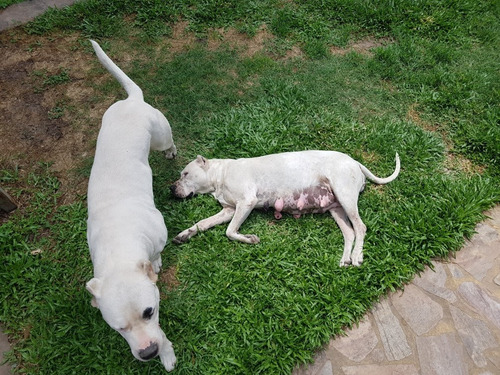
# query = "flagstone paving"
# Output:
<box><xmin>0</xmin><ymin>0</ymin><xmax>77</xmax><ymax>31</ymax></box>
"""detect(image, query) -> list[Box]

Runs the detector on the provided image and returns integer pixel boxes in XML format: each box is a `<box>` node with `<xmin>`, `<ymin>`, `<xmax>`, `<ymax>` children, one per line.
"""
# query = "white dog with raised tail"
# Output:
<box><xmin>86</xmin><ymin>40</ymin><xmax>177</xmax><ymax>371</ymax></box>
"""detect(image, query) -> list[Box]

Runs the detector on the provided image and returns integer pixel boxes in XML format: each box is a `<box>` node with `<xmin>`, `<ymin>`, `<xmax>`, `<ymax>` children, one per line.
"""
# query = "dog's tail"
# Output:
<box><xmin>90</xmin><ymin>40</ymin><xmax>143</xmax><ymax>101</ymax></box>
<box><xmin>358</xmin><ymin>153</ymin><xmax>400</xmax><ymax>185</ymax></box>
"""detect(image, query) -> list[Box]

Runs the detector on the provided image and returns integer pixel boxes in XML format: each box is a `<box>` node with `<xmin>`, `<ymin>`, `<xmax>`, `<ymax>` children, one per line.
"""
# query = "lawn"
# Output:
<box><xmin>1</xmin><ymin>0</ymin><xmax>499</xmax><ymax>374</ymax></box>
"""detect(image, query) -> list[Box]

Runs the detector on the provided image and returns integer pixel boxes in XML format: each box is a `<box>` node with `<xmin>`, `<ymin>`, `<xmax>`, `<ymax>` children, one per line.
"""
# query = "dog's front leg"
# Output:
<box><xmin>225</xmin><ymin>199</ymin><xmax>259</xmax><ymax>244</ymax></box>
<box><xmin>158</xmin><ymin>330</ymin><xmax>177</xmax><ymax>372</ymax></box>
<box><xmin>173</xmin><ymin>206</ymin><xmax>235</xmax><ymax>244</ymax></box>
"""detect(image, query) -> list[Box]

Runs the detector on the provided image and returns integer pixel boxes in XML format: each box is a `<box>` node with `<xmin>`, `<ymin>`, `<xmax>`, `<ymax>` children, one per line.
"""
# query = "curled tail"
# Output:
<box><xmin>90</xmin><ymin>40</ymin><xmax>143</xmax><ymax>100</ymax></box>
<box><xmin>358</xmin><ymin>153</ymin><xmax>400</xmax><ymax>185</ymax></box>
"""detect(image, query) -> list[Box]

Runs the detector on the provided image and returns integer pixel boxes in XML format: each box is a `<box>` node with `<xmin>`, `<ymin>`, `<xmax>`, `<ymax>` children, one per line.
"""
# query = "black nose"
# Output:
<box><xmin>170</xmin><ymin>184</ymin><xmax>176</xmax><ymax>195</ymax></box>
<box><xmin>139</xmin><ymin>342</ymin><xmax>159</xmax><ymax>360</ymax></box>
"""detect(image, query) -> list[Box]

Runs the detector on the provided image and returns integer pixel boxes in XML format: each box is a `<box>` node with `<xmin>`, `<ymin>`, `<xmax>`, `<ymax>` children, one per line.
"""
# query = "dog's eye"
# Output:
<box><xmin>142</xmin><ymin>307</ymin><xmax>154</xmax><ymax>320</ymax></box>
<box><xmin>182</xmin><ymin>172</ymin><xmax>188</xmax><ymax>178</ymax></box>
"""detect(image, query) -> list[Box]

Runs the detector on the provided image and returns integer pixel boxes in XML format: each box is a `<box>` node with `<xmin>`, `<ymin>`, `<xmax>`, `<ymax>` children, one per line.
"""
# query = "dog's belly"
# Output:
<box><xmin>259</xmin><ymin>184</ymin><xmax>339</xmax><ymax>219</ymax></box>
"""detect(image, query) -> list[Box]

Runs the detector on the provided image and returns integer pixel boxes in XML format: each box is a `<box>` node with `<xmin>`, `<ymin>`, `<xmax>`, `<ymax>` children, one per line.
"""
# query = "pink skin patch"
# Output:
<box><xmin>274</xmin><ymin>197</ymin><xmax>284</xmax><ymax>219</ymax></box>
<box><xmin>320</xmin><ymin>194</ymin><xmax>331</xmax><ymax>208</ymax></box>
<box><xmin>297</xmin><ymin>193</ymin><xmax>307</xmax><ymax>210</ymax></box>
<box><xmin>270</xmin><ymin>183</ymin><xmax>337</xmax><ymax>219</ymax></box>
<box><xmin>274</xmin><ymin>197</ymin><xmax>284</xmax><ymax>211</ymax></box>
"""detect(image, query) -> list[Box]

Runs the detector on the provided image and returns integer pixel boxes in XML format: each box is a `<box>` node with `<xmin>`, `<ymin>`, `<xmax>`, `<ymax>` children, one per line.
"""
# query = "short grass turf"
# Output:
<box><xmin>1</xmin><ymin>0</ymin><xmax>500</xmax><ymax>374</ymax></box>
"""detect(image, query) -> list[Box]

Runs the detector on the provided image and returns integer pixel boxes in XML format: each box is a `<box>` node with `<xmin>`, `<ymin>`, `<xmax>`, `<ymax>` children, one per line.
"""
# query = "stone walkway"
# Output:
<box><xmin>1</xmin><ymin>2</ymin><xmax>500</xmax><ymax>374</ymax></box>
<box><xmin>0</xmin><ymin>0</ymin><xmax>77</xmax><ymax>32</ymax></box>
<box><xmin>294</xmin><ymin>205</ymin><xmax>500</xmax><ymax>375</ymax></box>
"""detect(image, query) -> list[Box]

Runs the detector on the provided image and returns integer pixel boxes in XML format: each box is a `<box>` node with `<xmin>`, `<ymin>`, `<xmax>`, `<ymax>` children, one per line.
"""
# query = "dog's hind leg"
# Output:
<box><xmin>329</xmin><ymin>206</ymin><xmax>355</xmax><ymax>267</ymax></box>
<box><xmin>343</xmin><ymin>204</ymin><xmax>366</xmax><ymax>267</ymax></box>
<box><xmin>332</xmin><ymin>185</ymin><xmax>366</xmax><ymax>266</ymax></box>
<box><xmin>173</xmin><ymin>206</ymin><xmax>235</xmax><ymax>244</ymax></box>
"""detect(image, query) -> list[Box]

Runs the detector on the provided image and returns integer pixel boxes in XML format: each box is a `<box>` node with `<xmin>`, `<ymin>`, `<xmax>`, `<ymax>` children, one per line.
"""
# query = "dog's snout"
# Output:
<box><xmin>139</xmin><ymin>342</ymin><xmax>159</xmax><ymax>360</ymax></box>
<box><xmin>170</xmin><ymin>184</ymin><xmax>195</xmax><ymax>200</ymax></box>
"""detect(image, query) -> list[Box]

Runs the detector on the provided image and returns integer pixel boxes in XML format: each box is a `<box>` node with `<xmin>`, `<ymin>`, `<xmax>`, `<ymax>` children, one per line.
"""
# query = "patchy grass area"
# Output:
<box><xmin>1</xmin><ymin>0</ymin><xmax>499</xmax><ymax>374</ymax></box>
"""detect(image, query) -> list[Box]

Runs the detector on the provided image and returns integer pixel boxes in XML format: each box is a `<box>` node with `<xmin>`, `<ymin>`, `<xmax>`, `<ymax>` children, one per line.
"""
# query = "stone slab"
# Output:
<box><xmin>413</xmin><ymin>263</ymin><xmax>457</xmax><ymax>303</ymax></box>
<box><xmin>450</xmin><ymin>305</ymin><xmax>497</xmax><ymax>367</ymax></box>
<box><xmin>392</xmin><ymin>284</ymin><xmax>443</xmax><ymax>335</ymax></box>
<box><xmin>455</xmin><ymin>221</ymin><xmax>500</xmax><ymax>282</ymax></box>
<box><xmin>330</xmin><ymin>319</ymin><xmax>378</xmax><ymax>362</ymax></box>
<box><xmin>342</xmin><ymin>364</ymin><xmax>419</xmax><ymax>375</ymax></box>
<box><xmin>458</xmin><ymin>282</ymin><xmax>500</xmax><ymax>330</ymax></box>
<box><xmin>416</xmin><ymin>333</ymin><xmax>468</xmax><ymax>375</ymax></box>
<box><xmin>0</xmin><ymin>328</ymin><xmax>11</xmax><ymax>375</ymax></box>
<box><xmin>317</xmin><ymin>360</ymin><xmax>332</xmax><ymax>375</ymax></box>
<box><xmin>372</xmin><ymin>299</ymin><xmax>411</xmax><ymax>361</ymax></box>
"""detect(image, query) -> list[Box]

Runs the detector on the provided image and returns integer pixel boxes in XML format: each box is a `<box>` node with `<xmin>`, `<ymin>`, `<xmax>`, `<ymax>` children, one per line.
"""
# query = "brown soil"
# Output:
<box><xmin>0</xmin><ymin>31</ymin><xmax>106</xmax><ymax>204</ymax></box>
<box><xmin>330</xmin><ymin>37</ymin><xmax>392</xmax><ymax>56</ymax></box>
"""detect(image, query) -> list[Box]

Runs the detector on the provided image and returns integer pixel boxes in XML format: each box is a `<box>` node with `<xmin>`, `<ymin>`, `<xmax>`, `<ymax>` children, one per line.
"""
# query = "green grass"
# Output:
<box><xmin>0</xmin><ymin>0</ymin><xmax>23</xmax><ymax>9</ymax></box>
<box><xmin>1</xmin><ymin>0</ymin><xmax>500</xmax><ymax>374</ymax></box>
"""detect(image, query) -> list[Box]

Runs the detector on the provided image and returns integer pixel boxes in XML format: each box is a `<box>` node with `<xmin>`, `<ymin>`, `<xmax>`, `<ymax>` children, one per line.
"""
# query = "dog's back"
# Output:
<box><xmin>87</xmin><ymin>42</ymin><xmax>165</xmax><ymax>243</ymax></box>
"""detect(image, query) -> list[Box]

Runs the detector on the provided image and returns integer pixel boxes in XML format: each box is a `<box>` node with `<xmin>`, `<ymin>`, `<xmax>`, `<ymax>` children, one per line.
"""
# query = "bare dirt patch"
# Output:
<box><xmin>331</xmin><ymin>37</ymin><xmax>392</xmax><ymax>57</ymax></box>
<box><xmin>160</xmin><ymin>265</ymin><xmax>180</xmax><ymax>293</ymax></box>
<box><xmin>154</xmin><ymin>23</ymin><xmax>280</xmax><ymax>61</ymax></box>
<box><xmin>207</xmin><ymin>25</ymin><xmax>274</xmax><ymax>57</ymax></box>
<box><xmin>0</xmin><ymin>30</ymin><xmax>105</xmax><ymax>203</ymax></box>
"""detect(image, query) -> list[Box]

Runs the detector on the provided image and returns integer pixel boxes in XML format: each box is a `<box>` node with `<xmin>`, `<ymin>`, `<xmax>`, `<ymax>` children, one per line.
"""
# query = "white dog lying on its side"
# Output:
<box><xmin>171</xmin><ymin>151</ymin><xmax>400</xmax><ymax>267</ymax></box>
<box><xmin>86</xmin><ymin>40</ymin><xmax>177</xmax><ymax>371</ymax></box>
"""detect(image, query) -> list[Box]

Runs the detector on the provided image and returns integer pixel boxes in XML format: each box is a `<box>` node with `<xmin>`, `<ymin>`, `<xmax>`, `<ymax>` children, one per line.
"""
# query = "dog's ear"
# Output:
<box><xmin>86</xmin><ymin>278</ymin><xmax>102</xmax><ymax>308</ymax></box>
<box><xmin>138</xmin><ymin>260</ymin><xmax>158</xmax><ymax>283</ymax></box>
<box><xmin>196</xmin><ymin>155</ymin><xmax>209</xmax><ymax>170</ymax></box>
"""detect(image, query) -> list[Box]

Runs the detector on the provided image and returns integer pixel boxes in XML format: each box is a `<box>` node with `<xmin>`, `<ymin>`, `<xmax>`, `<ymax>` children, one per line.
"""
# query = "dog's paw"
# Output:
<box><xmin>172</xmin><ymin>234</ymin><xmax>187</xmax><ymax>244</ymax></box>
<box><xmin>339</xmin><ymin>257</ymin><xmax>352</xmax><ymax>267</ymax></box>
<box><xmin>160</xmin><ymin>352</ymin><xmax>177</xmax><ymax>372</ymax></box>
<box><xmin>244</xmin><ymin>234</ymin><xmax>260</xmax><ymax>244</ymax></box>
<box><xmin>173</xmin><ymin>228</ymin><xmax>196</xmax><ymax>244</ymax></box>
<box><xmin>351</xmin><ymin>255</ymin><xmax>363</xmax><ymax>267</ymax></box>
<box><xmin>164</xmin><ymin>145</ymin><xmax>177</xmax><ymax>160</ymax></box>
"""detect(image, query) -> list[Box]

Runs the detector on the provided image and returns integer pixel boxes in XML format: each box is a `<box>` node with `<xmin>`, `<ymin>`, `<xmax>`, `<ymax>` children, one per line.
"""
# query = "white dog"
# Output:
<box><xmin>86</xmin><ymin>40</ymin><xmax>177</xmax><ymax>371</ymax></box>
<box><xmin>171</xmin><ymin>151</ymin><xmax>400</xmax><ymax>266</ymax></box>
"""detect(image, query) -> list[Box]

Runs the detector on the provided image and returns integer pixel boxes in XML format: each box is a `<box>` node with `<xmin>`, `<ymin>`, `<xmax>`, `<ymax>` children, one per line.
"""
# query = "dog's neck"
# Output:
<box><xmin>91</xmin><ymin>243</ymin><xmax>151</xmax><ymax>278</ymax></box>
<box><xmin>204</xmin><ymin>159</ymin><xmax>230</xmax><ymax>194</ymax></box>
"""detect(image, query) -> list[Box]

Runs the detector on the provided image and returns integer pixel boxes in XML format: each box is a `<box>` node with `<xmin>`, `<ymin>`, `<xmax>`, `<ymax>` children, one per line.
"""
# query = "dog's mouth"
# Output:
<box><xmin>170</xmin><ymin>184</ymin><xmax>194</xmax><ymax>200</ymax></box>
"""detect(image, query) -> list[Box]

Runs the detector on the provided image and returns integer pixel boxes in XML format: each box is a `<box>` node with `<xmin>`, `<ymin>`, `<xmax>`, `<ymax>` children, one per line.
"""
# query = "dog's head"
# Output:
<box><xmin>170</xmin><ymin>155</ymin><xmax>213</xmax><ymax>198</ymax></box>
<box><xmin>86</xmin><ymin>260</ymin><xmax>165</xmax><ymax>362</ymax></box>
